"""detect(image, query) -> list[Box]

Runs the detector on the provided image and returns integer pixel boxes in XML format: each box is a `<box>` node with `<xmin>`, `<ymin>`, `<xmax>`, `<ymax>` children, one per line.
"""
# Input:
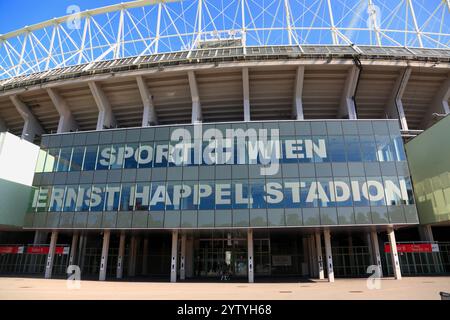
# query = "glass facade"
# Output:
<box><xmin>26</xmin><ymin>120</ymin><xmax>419</xmax><ymax>229</ymax></box>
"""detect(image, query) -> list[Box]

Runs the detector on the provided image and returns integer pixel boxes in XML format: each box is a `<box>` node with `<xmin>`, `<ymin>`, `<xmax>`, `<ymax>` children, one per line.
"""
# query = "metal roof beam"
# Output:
<box><xmin>47</xmin><ymin>87</ymin><xmax>78</xmax><ymax>133</ymax></box>
<box><xmin>385</xmin><ymin>67</ymin><xmax>411</xmax><ymax>131</ymax></box>
<box><xmin>293</xmin><ymin>66</ymin><xmax>304</xmax><ymax>120</ymax></box>
<box><xmin>242</xmin><ymin>67</ymin><xmax>251</xmax><ymax>121</ymax></box>
<box><xmin>88</xmin><ymin>81</ymin><xmax>117</xmax><ymax>131</ymax></box>
<box><xmin>136</xmin><ymin>76</ymin><xmax>158</xmax><ymax>126</ymax></box>
<box><xmin>421</xmin><ymin>74</ymin><xmax>450</xmax><ymax>129</ymax></box>
<box><xmin>9</xmin><ymin>94</ymin><xmax>44</xmax><ymax>142</ymax></box>
<box><xmin>338</xmin><ymin>65</ymin><xmax>359</xmax><ymax>119</ymax></box>
<box><xmin>188</xmin><ymin>70</ymin><xmax>202</xmax><ymax>123</ymax></box>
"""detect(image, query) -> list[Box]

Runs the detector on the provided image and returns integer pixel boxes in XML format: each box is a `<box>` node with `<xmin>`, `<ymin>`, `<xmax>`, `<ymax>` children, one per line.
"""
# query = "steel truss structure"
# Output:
<box><xmin>0</xmin><ymin>0</ymin><xmax>449</xmax><ymax>80</ymax></box>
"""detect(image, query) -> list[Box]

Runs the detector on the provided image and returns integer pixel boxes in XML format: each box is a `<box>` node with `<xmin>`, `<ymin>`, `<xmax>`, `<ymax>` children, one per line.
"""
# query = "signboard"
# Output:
<box><xmin>0</xmin><ymin>246</ymin><xmax>24</xmax><ymax>254</ymax></box>
<box><xmin>272</xmin><ymin>255</ymin><xmax>292</xmax><ymax>266</ymax></box>
<box><xmin>26</xmin><ymin>246</ymin><xmax>70</xmax><ymax>255</ymax></box>
<box><xmin>384</xmin><ymin>243</ymin><xmax>439</xmax><ymax>253</ymax></box>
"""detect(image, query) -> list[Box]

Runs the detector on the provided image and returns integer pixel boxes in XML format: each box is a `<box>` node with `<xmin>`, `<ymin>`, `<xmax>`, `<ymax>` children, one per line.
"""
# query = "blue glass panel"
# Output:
<box><xmin>104</xmin><ymin>184</ymin><xmax>121</xmax><ymax>211</ymax></box>
<box><xmin>120</xmin><ymin>184</ymin><xmax>134</xmax><ymax>211</ymax></box>
<box><xmin>83</xmin><ymin>146</ymin><xmax>98</xmax><ymax>171</ymax></box>
<box><xmin>96</xmin><ymin>145</ymin><xmax>112</xmax><ymax>170</ymax></box>
<box><xmin>198</xmin><ymin>182</ymin><xmax>215</xmax><ymax>210</ymax></box>
<box><xmin>70</xmin><ymin>147</ymin><xmax>84</xmax><ymax>171</ymax></box>
<box><xmin>89</xmin><ymin>185</ymin><xmax>105</xmax><ymax>212</ymax></box>
<box><xmin>360</xmin><ymin>136</ymin><xmax>377</xmax><ymax>162</ymax></box>
<box><xmin>345</xmin><ymin>136</ymin><xmax>362</xmax><ymax>162</ymax></box>
<box><xmin>56</xmin><ymin>148</ymin><xmax>72</xmax><ymax>172</ymax></box>
<box><xmin>149</xmin><ymin>182</ymin><xmax>166</xmax><ymax>211</ymax></box>
<box><xmin>328</xmin><ymin>136</ymin><xmax>346</xmax><ymax>162</ymax></box>
<box><xmin>250</xmin><ymin>180</ymin><xmax>266</xmax><ymax>209</ymax></box>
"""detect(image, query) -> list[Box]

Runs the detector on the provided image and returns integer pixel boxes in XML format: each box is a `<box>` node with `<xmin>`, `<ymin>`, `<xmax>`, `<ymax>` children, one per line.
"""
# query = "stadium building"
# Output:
<box><xmin>0</xmin><ymin>0</ymin><xmax>449</xmax><ymax>283</ymax></box>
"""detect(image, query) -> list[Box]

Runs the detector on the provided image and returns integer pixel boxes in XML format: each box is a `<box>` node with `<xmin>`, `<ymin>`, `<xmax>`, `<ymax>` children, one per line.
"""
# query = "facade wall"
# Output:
<box><xmin>26</xmin><ymin>120</ymin><xmax>418</xmax><ymax>230</ymax></box>
<box><xmin>405</xmin><ymin>115</ymin><xmax>450</xmax><ymax>225</ymax></box>
<box><xmin>0</xmin><ymin>132</ymin><xmax>39</xmax><ymax>228</ymax></box>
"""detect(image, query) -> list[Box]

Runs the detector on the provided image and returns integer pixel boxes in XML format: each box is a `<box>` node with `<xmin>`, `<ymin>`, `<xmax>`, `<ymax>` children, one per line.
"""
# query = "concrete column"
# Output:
<box><xmin>348</xmin><ymin>235</ymin><xmax>355</xmax><ymax>276</ymax></box>
<box><xmin>136</xmin><ymin>76</ymin><xmax>158</xmax><ymax>126</ymax></box>
<box><xmin>188</xmin><ymin>71</ymin><xmax>202</xmax><ymax>123</ymax></box>
<box><xmin>47</xmin><ymin>88</ymin><xmax>78</xmax><ymax>133</ymax></box>
<box><xmin>315</xmin><ymin>232</ymin><xmax>325</xmax><ymax>280</ymax></box>
<box><xmin>387</xmin><ymin>226</ymin><xmax>402</xmax><ymax>280</ymax></box>
<box><xmin>170</xmin><ymin>230</ymin><xmax>178</xmax><ymax>283</ymax></box>
<box><xmin>185</xmin><ymin>237</ymin><xmax>194</xmax><ymax>278</ymax></box>
<box><xmin>117</xmin><ymin>232</ymin><xmax>126</xmax><ymax>279</ymax></box>
<box><xmin>69</xmin><ymin>233</ymin><xmax>79</xmax><ymax>266</ymax></box>
<box><xmin>419</xmin><ymin>225</ymin><xmax>434</xmax><ymax>242</ymax></box>
<box><xmin>302</xmin><ymin>236</ymin><xmax>310</xmax><ymax>276</ymax></box>
<box><xmin>293</xmin><ymin>66</ymin><xmax>304</xmax><ymax>120</ymax></box>
<box><xmin>370</xmin><ymin>230</ymin><xmax>383</xmax><ymax>277</ymax></box>
<box><xmin>309</xmin><ymin>235</ymin><xmax>318</xmax><ymax>278</ymax></box>
<box><xmin>10</xmin><ymin>95</ymin><xmax>44</xmax><ymax>142</ymax></box>
<box><xmin>180</xmin><ymin>234</ymin><xmax>186</xmax><ymax>280</ymax></box>
<box><xmin>385</xmin><ymin>68</ymin><xmax>411</xmax><ymax>131</ymax></box>
<box><xmin>44</xmin><ymin>231</ymin><xmax>58</xmax><ymax>279</ymax></box>
<box><xmin>88</xmin><ymin>81</ymin><xmax>117</xmax><ymax>130</ymax></box>
<box><xmin>77</xmin><ymin>234</ymin><xmax>87</xmax><ymax>272</ymax></box>
<box><xmin>142</xmin><ymin>236</ymin><xmax>149</xmax><ymax>276</ymax></box>
<box><xmin>323</xmin><ymin>229</ymin><xmax>334</xmax><ymax>283</ymax></box>
<box><xmin>128</xmin><ymin>235</ymin><xmax>137</xmax><ymax>277</ymax></box>
<box><xmin>99</xmin><ymin>230</ymin><xmax>110</xmax><ymax>281</ymax></box>
<box><xmin>242</xmin><ymin>67</ymin><xmax>251</xmax><ymax>121</ymax></box>
<box><xmin>339</xmin><ymin>65</ymin><xmax>359</xmax><ymax>119</ymax></box>
<box><xmin>366</xmin><ymin>233</ymin><xmax>374</xmax><ymax>265</ymax></box>
<box><xmin>421</xmin><ymin>75</ymin><xmax>450</xmax><ymax>128</ymax></box>
<box><xmin>247</xmin><ymin>229</ymin><xmax>254</xmax><ymax>283</ymax></box>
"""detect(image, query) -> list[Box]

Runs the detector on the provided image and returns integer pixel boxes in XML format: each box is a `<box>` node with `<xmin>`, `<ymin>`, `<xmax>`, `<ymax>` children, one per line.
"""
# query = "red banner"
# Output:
<box><xmin>0</xmin><ymin>246</ymin><xmax>24</xmax><ymax>254</ymax></box>
<box><xmin>384</xmin><ymin>243</ymin><xmax>439</xmax><ymax>253</ymax></box>
<box><xmin>26</xmin><ymin>246</ymin><xmax>69</xmax><ymax>255</ymax></box>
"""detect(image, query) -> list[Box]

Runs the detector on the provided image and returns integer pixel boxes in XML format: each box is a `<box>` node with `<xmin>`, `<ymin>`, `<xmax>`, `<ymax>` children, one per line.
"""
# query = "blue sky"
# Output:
<box><xmin>0</xmin><ymin>0</ymin><xmax>123</xmax><ymax>34</ymax></box>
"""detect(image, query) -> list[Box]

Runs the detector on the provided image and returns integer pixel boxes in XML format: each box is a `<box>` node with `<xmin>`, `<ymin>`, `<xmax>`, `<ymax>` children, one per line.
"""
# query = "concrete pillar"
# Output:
<box><xmin>370</xmin><ymin>230</ymin><xmax>383</xmax><ymax>277</ymax></box>
<box><xmin>47</xmin><ymin>88</ymin><xmax>78</xmax><ymax>133</ymax></box>
<box><xmin>136</xmin><ymin>76</ymin><xmax>158</xmax><ymax>126</ymax></box>
<box><xmin>419</xmin><ymin>225</ymin><xmax>434</xmax><ymax>242</ymax></box>
<box><xmin>247</xmin><ymin>229</ymin><xmax>254</xmax><ymax>283</ymax></box>
<box><xmin>44</xmin><ymin>231</ymin><xmax>58</xmax><ymax>279</ymax></box>
<box><xmin>339</xmin><ymin>65</ymin><xmax>359</xmax><ymax>119</ymax></box>
<box><xmin>348</xmin><ymin>235</ymin><xmax>355</xmax><ymax>276</ymax></box>
<box><xmin>315</xmin><ymin>232</ymin><xmax>325</xmax><ymax>280</ymax></box>
<box><xmin>387</xmin><ymin>226</ymin><xmax>402</xmax><ymax>280</ymax></box>
<box><xmin>10</xmin><ymin>95</ymin><xmax>44</xmax><ymax>142</ymax></box>
<box><xmin>309</xmin><ymin>235</ymin><xmax>318</xmax><ymax>278</ymax></box>
<box><xmin>128</xmin><ymin>235</ymin><xmax>137</xmax><ymax>277</ymax></box>
<box><xmin>170</xmin><ymin>230</ymin><xmax>178</xmax><ymax>283</ymax></box>
<box><xmin>88</xmin><ymin>81</ymin><xmax>117</xmax><ymax>130</ymax></box>
<box><xmin>117</xmin><ymin>232</ymin><xmax>126</xmax><ymax>279</ymax></box>
<box><xmin>242</xmin><ymin>67</ymin><xmax>251</xmax><ymax>121</ymax></box>
<box><xmin>324</xmin><ymin>229</ymin><xmax>334</xmax><ymax>283</ymax></box>
<box><xmin>69</xmin><ymin>233</ymin><xmax>79</xmax><ymax>266</ymax></box>
<box><xmin>188</xmin><ymin>71</ymin><xmax>202</xmax><ymax>123</ymax></box>
<box><xmin>180</xmin><ymin>234</ymin><xmax>186</xmax><ymax>280</ymax></box>
<box><xmin>142</xmin><ymin>236</ymin><xmax>149</xmax><ymax>276</ymax></box>
<box><xmin>302</xmin><ymin>236</ymin><xmax>310</xmax><ymax>276</ymax></box>
<box><xmin>185</xmin><ymin>237</ymin><xmax>194</xmax><ymax>278</ymax></box>
<box><xmin>99</xmin><ymin>230</ymin><xmax>110</xmax><ymax>281</ymax></box>
<box><xmin>385</xmin><ymin>68</ymin><xmax>411</xmax><ymax>131</ymax></box>
<box><xmin>293</xmin><ymin>66</ymin><xmax>304</xmax><ymax>120</ymax></box>
<box><xmin>77</xmin><ymin>234</ymin><xmax>87</xmax><ymax>272</ymax></box>
<box><xmin>366</xmin><ymin>233</ymin><xmax>374</xmax><ymax>265</ymax></box>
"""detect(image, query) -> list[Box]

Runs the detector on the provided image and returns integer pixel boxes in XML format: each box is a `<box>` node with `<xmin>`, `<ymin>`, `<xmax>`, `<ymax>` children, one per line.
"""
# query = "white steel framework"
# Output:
<box><xmin>0</xmin><ymin>0</ymin><xmax>449</xmax><ymax>80</ymax></box>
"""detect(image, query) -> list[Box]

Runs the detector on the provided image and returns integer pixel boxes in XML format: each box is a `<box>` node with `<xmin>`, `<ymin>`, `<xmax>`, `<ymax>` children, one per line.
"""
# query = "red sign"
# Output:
<box><xmin>384</xmin><ymin>243</ymin><xmax>439</xmax><ymax>253</ymax></box>
<box><xmin>26</xmin><ymin>246</ymin><xmax>69</xmax><ymax>255</ymax></box>
<box><xmin>0</xmin><ymin>246</ymin><xmax>24</xmax><ymax>254</ymax></box>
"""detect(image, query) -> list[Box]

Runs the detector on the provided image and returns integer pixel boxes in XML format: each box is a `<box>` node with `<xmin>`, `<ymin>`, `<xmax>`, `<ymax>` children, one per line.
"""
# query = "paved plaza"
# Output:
<box><xmin>0</xmin><ymin>277</ymin><xmax>449</xmax><ymax>300</ymax></box>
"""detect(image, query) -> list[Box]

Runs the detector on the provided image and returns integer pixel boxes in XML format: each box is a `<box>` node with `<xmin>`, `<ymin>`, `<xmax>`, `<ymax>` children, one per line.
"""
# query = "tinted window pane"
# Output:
<box><xmin>89</xmin><ymin>185</ymin><xmax>105</xmax><ymax>212</ymax></box>
<box><xmin>120</xmin><ymin>184</ymin><xmax>134</xmax><ymax>211</ymax></box>
<box><xmin>134</xmin><ymin>183</ymin><xmax>150</xmax><ymax>211</ymax></box>
<box><xmin>328</xmin><ymin>136</ymin><xmax>346</xmax><ymax>162</ymax></box>
<box><xmin>345</xmin><ymin>136</ymin><xmax>362</xmax><ymax>162</ymax></box>
<box><xmin>70</xmin><ymin>147</ymin><xmax>85</xmax><ymax>171</ymax></box>
<box><xmin>105</xmin><ymin>184</ymin><xmax>121</xmax><ymax>211</ymax></box>
<box><xmin>96</xmin><ymin>145</ymin><xmax>111</xmax><ymax>170</ymax></box>
<box><xmin>57</xmin><ymin>148</ymin><xmax>72</xmax><ymax>172</ymax></box>
<box><xmin>83</xmin><ymin>146</ymin><xmax>98</xmax><ymax>171</ymax></box>
<box><xmin>360</xmin><ymin>136</ymin><xmax>377</xmax><ymax>162</ymax></box>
